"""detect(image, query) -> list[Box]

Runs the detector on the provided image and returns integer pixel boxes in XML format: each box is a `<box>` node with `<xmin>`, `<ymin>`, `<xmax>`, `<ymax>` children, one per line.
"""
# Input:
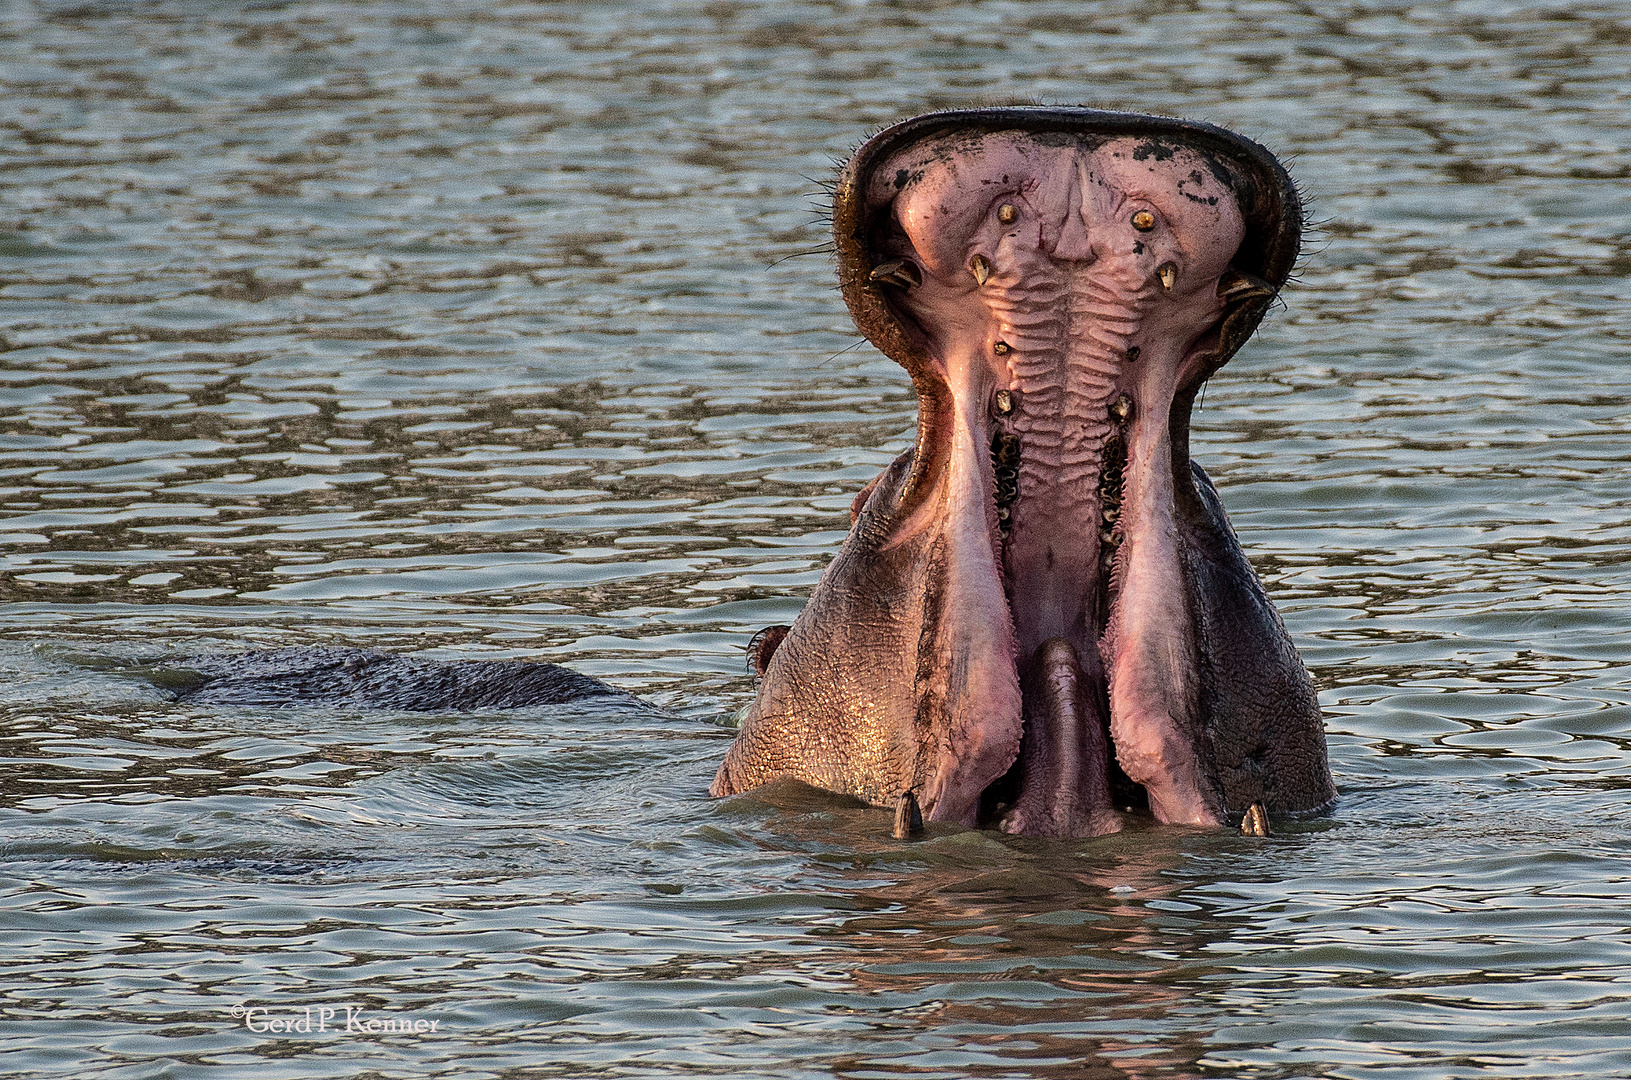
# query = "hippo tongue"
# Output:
<box><xmin>997</xmin><ymin>638</ymin><xmax>1119</xmax><ymax>836</ymax></box>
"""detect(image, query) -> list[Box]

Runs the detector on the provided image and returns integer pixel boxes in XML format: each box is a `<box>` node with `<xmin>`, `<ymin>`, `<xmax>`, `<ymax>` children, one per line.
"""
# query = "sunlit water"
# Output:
<box><xmin>3</xmin><ymin>1</ymin><xmax>1630</xmax><ymax>1077</ymax></box>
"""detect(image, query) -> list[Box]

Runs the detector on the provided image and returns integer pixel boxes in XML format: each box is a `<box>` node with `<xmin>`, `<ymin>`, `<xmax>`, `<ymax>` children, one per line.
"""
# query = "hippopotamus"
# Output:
<box><xmin>167</xmin><ymin>646</ymin><xmax>633</xmax><ymax>710</ymax></box>
<box><xmin>710</xmin><ymin>108</ymin><xmax>1336</xmax><ymax>837</ymax></box>
<box><xmin>166</xmin><ymin>108</ymin><xmax>1334</xmax><ymax>841</ymax></box>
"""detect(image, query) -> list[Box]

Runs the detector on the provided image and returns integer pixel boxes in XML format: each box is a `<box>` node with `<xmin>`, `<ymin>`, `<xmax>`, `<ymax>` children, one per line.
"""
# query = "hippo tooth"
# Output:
<box><xmin>868</xmin><ymin>259</ymin><xmax>922</xmax><ymax>289</ymax></box>
<box><xmin>1218</xmin><ymin>268</ymin><xmax>1275</xmax><ymax>303</ymax></box>
<box><xmin>892</xmin><ymin>790</ymin><xmax>924</xmax><ymax>839</ymax></box>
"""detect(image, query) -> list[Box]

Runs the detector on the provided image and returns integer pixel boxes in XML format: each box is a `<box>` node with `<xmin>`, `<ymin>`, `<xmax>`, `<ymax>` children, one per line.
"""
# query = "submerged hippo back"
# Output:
<box><xmin>171</xmin><ymin>646</ymin><xmax>630</xmax><ymax>710</ymax></box>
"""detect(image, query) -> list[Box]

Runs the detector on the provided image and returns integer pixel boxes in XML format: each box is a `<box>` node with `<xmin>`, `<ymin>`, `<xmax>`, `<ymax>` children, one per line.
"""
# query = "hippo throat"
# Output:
<box><xmin>712</xmin><ymin>113</ymin><xmax>1335</xmax><ymax>836</ymax></box>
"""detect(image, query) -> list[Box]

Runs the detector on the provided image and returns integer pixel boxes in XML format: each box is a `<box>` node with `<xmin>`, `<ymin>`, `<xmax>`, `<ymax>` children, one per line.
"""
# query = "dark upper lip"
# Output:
<box><xmin>831</xmin><ymin>107</ymin><xmax>1303</xmax><ymax>382</ymax></box>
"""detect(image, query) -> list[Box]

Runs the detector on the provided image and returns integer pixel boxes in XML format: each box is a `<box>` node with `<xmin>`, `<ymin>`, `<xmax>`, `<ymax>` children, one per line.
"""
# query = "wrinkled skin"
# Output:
<box><xmin>712</xmin><ymin>109</ymin><xmax>1336</xmax><ymax>835</ymax></box>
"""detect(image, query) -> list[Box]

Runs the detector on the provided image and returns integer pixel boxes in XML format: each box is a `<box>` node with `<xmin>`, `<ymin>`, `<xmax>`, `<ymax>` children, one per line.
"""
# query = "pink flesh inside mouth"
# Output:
<box><xmin>866</xmin><ymin>132</ymin><xmax>1250</xmax><ymax>835</ymax></box>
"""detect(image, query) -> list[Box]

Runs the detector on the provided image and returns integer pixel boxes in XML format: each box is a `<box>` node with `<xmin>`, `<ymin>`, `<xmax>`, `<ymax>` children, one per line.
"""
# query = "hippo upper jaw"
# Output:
<box><xmin>712</xmin><ymin>110</ymin><xmax>1334</xmax><ymax>837</ymax></box>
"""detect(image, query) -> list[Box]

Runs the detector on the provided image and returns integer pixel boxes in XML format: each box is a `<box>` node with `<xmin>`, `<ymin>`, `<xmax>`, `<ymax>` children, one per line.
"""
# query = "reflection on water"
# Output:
<box><xmin>4</xmin><ymin>1</ymin><xmax>1631</xmax><ymax>1077</ymax></box>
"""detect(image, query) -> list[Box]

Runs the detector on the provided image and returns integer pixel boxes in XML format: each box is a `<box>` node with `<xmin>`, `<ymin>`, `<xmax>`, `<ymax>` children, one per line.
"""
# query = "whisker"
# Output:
<box><xmin>818</xmin><ymin>336</ymin><xmax>869</xmax><ymax>366</ymax></box>
<box><xmin>768</xmin><ymin>243</ymin><xmax>836</xmax><ymax>268</ymax></box>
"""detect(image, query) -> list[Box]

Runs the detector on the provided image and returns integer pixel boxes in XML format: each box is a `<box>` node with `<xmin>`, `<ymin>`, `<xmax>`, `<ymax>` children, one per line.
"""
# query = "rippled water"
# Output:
<box><xmin>3</xmin><ymin>1</ymin><xmax>1630</xmax><ymax>1076</ymax></box>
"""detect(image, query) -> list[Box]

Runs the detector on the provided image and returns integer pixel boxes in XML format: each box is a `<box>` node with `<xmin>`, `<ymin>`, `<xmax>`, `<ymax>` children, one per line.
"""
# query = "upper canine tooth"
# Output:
<box><xmin>868</xmin><ymin>259</ymin><xmax>922</xmax><ymax>289</ymax></box>
<box><xmin>1157</xmin><ymin>262</ymin><xmax>1177</xmax><ymax>291</ymax></box>
<box><xmin>970</xmin><ymin>254</ymin><xmax>991</xmax><ymax>285</ymax></box>
<box><xmin>1218</xmin><ymin>268</ymin><xmax>1274</xmax><ymax>303</ymax></box>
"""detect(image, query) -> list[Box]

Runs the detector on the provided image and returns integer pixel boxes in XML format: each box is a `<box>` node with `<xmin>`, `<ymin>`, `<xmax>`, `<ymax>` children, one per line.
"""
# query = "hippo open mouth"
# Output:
<box><xmin>712</xmin><ymin>109</ymin><xmax>1335</xmax><ymax>836</ymax></box>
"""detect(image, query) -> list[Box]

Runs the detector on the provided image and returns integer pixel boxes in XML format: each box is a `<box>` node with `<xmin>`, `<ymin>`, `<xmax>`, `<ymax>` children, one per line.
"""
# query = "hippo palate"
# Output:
<box><xmin>713</xmin><ymin>110</ymin><xmax>1335</xmax><ymax>836</ymax></box>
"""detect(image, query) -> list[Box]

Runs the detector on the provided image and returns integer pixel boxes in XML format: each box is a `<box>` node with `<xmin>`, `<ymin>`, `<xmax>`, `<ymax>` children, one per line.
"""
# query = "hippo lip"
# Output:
<box><xmin>833</xmin><ymin>109</ymin><xmax>1301</xmax><ymax>495</ymax></box>
<box><xmin>712</xmin><ymin>109</ymin><xmax>1332</xmax><ymax>838</ymax></box>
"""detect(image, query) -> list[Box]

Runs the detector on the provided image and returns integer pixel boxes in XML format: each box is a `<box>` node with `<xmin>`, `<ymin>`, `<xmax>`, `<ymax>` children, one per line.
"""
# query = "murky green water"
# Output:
<box><xmin>3</xmin><ymin>1</ymin><xmax>1630</xmax><ymax>1076</ymax></box>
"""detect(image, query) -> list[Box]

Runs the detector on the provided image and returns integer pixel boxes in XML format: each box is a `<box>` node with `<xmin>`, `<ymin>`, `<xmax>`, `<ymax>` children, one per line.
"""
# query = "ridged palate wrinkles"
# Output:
<box><xmin>994</xmin><ymin>265</ymin><xmax>1142</xmax><ymax>496</ymax></box>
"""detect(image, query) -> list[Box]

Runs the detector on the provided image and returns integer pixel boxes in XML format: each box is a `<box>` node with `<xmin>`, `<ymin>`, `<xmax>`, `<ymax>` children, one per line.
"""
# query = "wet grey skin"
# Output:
<box><xmin>711</xmin><ymin>108</ymin><xmax>1336</xmax><ymax>837</ymax></box>
<box><xmin>166</xmin><ymin>647</ymin><xmax>633</xmax><ymax>710</ymax></box>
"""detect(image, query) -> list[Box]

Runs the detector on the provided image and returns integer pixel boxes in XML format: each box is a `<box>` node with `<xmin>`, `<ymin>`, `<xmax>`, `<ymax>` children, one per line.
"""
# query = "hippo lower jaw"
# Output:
<box><xmin>712</xmin><ymin>110</ymin><xmax>1336</xmax><ymax>836</ymax></box>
